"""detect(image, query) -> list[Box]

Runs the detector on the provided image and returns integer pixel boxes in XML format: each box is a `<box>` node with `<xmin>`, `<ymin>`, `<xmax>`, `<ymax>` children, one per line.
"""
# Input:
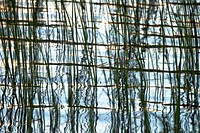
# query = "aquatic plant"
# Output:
<box><xmin>0</xmin><ymin>0</ymin><xmax>199</xmax><ymax>132</ymax></box>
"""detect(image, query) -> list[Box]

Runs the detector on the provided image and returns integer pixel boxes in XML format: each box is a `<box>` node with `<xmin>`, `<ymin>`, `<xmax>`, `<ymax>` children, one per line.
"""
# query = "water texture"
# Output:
<box><xmin>0</xmin><ymin>0</ymin><xmax>200</xmax><ymax>132</ymax></box>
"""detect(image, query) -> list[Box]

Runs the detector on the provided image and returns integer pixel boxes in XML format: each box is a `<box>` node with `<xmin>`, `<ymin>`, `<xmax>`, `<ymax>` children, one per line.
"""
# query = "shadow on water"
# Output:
<box><xmin>0</xmin><ymin>0</ymin><xmax>200</xmax><ymax>132</ymax></box>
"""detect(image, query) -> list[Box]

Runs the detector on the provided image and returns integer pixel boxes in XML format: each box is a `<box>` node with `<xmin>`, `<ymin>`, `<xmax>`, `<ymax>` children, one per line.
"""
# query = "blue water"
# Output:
<box><xmin>0</xmin><ymin>0</ymin><xmax>200</xmax><ymax>132</ymax></box>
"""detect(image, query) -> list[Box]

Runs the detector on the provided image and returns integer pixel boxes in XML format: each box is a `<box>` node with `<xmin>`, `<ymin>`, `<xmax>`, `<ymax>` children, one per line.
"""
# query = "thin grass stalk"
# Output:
<box><xmin>189</xmin><ymin>4</ymin><xmax>200</xmax><ymax>130</ymax></box>
<box><xmin>90</xmin><ymin>1</ymin><xmax>99</xmax><ymax>131</ymax></box>
<box><xmin>107</xmin><ymin>1</ymin><xmax>122</xmax><ymax>131</ymax></box>
<box><xmin>136</xmin><ymin>1</ymin><xmax>150</xmax><ymax>132</ymax></box>
<box><xmin>106</xmin><ymin>2</ymin><xmax>118</xmax><ymax>119</ymax></box>
<box><xmin>188</xmin><ymin>1</ymin><xmax>199</xmax><ymax>109</ymax></box>
<box><xmin>158</xmin><ymin>0</ymin><xmax>170</xmax><ymax>131</ymax></box>
<box><xmin>59</xmin><ymin>0</ymin><xmax>75</xmax><ymax>106</ymax></box>
<box><xmin>0</xmin><ymin>9</ymin><xmax>10</xmax><ymax>104</ymax></box>
<box><xmin>166</xmin><ymin>1</ymin><xmax>182</xmax><ymax>132</ymax></box>
<box><xmin>5</xmin><ymin>2</ymin><xmax>19</xmax><ymax>105</ymax></box>
<box><xmin>63</xmin><ymin>1</ymin><xmax>78</xmax><ymax>132</ymax></box>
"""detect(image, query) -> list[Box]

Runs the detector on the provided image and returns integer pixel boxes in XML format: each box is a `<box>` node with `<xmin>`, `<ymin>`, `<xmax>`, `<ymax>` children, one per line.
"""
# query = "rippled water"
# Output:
<box><xmin>0</xmin><ymin>0</ymin><xmax>200</xmax><ymax>132</ymax></box>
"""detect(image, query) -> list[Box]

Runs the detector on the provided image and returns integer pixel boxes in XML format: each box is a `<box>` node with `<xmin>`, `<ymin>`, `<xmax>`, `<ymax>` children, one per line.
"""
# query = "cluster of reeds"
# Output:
<box><xmin>0</xmin><ymin>0</ymin><xmax>199</xmax><ymax>132</ymax></box>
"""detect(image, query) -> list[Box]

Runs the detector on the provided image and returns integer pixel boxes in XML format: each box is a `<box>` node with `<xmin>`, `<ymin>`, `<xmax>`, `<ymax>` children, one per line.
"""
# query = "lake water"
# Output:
<box><xmin>0</xmin><ymin>0</ymin><xmax>200</xmax><ymax>132</ymax></box>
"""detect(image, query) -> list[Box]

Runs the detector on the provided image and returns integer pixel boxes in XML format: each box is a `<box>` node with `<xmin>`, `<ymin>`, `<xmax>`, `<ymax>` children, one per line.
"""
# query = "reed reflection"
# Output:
<box><xmin>0</xmin><ymin>0</ymin><xmax>199</xmax><ymax>132</ymax></box>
